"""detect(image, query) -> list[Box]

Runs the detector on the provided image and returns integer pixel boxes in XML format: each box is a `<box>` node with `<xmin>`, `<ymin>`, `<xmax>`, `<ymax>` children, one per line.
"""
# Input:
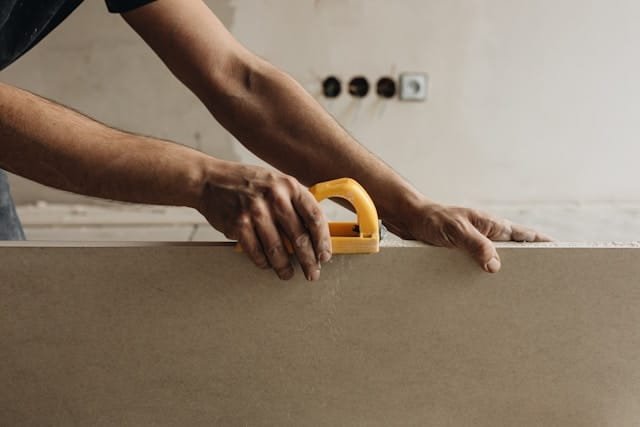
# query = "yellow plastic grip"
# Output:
<box><xmin>234</xmin><ymin>178</ymin><xmax>379</xmax><ymax>255</ymax></box>
<box><xmin>309</xmin><ymin>178</ymin><xmax>380</xmax><ymax>254</ymax></box>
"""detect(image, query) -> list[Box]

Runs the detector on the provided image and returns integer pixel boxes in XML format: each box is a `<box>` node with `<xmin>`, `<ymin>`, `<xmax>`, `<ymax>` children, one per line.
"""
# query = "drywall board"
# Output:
<box><xmin>1</xmin><ymin>242</ymin><xmax>640</xmax><ymax>426</ymax></box>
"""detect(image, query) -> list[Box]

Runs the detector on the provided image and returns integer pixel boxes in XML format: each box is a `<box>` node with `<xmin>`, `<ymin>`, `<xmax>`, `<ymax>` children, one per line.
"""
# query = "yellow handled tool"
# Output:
<box><xmin>234</xmin><ymin>178</ymin><xmax>380</xmax><ymax>254</ymax></box>
<box><xmin>309</xmin><ymin>178</ymin><xmax>379</xmax><ymax>254</ymax></box>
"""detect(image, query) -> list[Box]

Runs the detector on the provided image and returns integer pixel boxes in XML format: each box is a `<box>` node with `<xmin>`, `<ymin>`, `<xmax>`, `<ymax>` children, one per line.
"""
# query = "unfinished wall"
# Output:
<box><xmin>3</xmin><ymin>0</ymin><xmax>640</xmax><ymax>205</ymax></box>
<box><xmin>2</xmin><ymin>241</ymin><xmax>640</xmax><ymax>426</ymax></box>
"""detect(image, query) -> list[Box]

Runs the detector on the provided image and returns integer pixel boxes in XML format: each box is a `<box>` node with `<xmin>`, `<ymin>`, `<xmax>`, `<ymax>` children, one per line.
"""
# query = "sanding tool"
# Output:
<box><xmin>235</xmin><ymin>178</ymin><xmax>380</xmax><ymax>254</ymax></box>
<box><xmin>308</xmin><ymin>178</ymin><xmax>380</xmax><ymax>254</ymax></box>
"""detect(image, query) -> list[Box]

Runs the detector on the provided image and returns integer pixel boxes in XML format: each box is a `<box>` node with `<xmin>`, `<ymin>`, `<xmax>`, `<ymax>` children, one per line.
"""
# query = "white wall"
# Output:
<box><xmin>3</xmin><ymin>0</ymin><xmax>640</xmax><ymax>205</ymax></box>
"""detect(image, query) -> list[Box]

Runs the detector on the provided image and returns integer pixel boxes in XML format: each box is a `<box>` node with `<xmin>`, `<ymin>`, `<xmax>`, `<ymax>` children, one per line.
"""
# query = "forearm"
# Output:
<box><xmin>202</xmin><ymin>61</ymin><xmax>427</xmax><ymax>231</ymax></box>
<box><xmin>120</xmin><ymin>0</ymin><xmax>550</xmax><ymax>275</ymax></box>
<box><xmin>0</xmin><ymin>82</ymin><xmax>208</xmax><ymax>208</ymax></box>
<box><xmin>123</xmin><ymin>1</ymin><xmax>426</xmax><ymax>234</ymax></box>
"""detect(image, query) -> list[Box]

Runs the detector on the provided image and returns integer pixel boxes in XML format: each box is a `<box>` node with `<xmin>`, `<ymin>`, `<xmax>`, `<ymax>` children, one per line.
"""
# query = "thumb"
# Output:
<box><xmin>460</xmin><ymin>227</ymin><xmax>501</xmax><ymax>273</ymax></box>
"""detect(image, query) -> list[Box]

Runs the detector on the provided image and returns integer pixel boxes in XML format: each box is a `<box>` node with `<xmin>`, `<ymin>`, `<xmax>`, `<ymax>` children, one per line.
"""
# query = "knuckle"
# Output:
<box><xmin>264</xmin><ymin>185</ymin><xmax>290</xmax><ymax>210</ymax></box>
<box><xmin>251</xmin><ymin>254</ymin><xmax>269</xmax><ymax>268</ymax></box>
<box><xmin>514</xmin><ymin>227</ymin><xmax>535</xmax><ymax>242</ymax></box>
<box><xmin>268</xmin><ymin>174</ymin><xmax>298</xmax><ymax>195</ymax></box>
<box><xmin>466</xmin><ymin>208</ymin><xmax>479</xmax><ymax>217</ymax></box>
<box><xmin>468</xmin><ymin>208</ymin><xmax>488</xmax><ymax>220</ymax></box>
<box><xmin>470</xmin><ymin>238</ymin><xmax>490</xmax><ymax>257</ymax></box>
<box><xmin>248</xmin><ymin>246</ymin><xmax>263</xmax><ymax>260</ymax></box>
<box><xmin>235</xmin><ymin>213</ymin><xmax>252</xmax><ymax>229</ymax></box>
<box><xmin>306</xmin><ymin>207</ymin><xmax>324</xmax><ymax>227</ymax></box>
<box><xmin>293</xmin><ymin>233</ymin><xmax>311</xmax><ymax>249</ymax></box>
<box><xmin>485</xmin><ymin>222</ymin><xmax>503</xmax><ymax>239</ymax></box>
<box><xmin>475</xmin><ymin>215</ymin><xmax>498</xmax><ymax>236</ymax></box>
<box><xmin>249</xmin><ymin>204</ymin><xmax>268</xmax><ymax>222</ymax></box>
<box><xmin>267</xmin><ymin>243</ymin><xmax>285</xmax><ymax>259</ymax></box>
<box><xmin>263</xmin><ymin>170</ymin><xmax>278</xmax><ymax>183</ymax></box>
<box><xmin>272</xmin><ymin>194</ymin><xmax>291</xmax><ymax>214</ymax></box>
<box><xmin>280</xmin><ymin>175</ymin><xmax>299</xmax><ymax>191</ymax></box>
<box><xmin>443</xmin><ymin>215</ymin><xmax>469</xmax><ymax>238</ymax></box>
<box><xmin>467</xmin><ymin>209</ymin><xmax>484</xmax><ymax>226</ymax></box>
<box><xmin>493</xmin><ymin>220</ymin><xmax>514</xmax><ymax>240</ymax></box>
<box><xmin>450</xmin><ymin>206</ymin><xmax>468</xmax><ymax>217</ymax></box>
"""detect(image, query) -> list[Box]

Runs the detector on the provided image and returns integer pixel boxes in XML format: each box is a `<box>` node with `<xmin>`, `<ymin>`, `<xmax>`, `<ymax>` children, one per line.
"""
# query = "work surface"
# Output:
<box><xmin>2</xmin><ymin>241</ymin><xmax>640</xmax><ymax>426</ymax></box>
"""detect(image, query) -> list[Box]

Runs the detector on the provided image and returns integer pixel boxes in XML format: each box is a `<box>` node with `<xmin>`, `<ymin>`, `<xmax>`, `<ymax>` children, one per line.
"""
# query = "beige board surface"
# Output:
<box><xmin>1</xmin><ymin>243</ymin><xmax>640</xmax><ymax>426</ymax></box>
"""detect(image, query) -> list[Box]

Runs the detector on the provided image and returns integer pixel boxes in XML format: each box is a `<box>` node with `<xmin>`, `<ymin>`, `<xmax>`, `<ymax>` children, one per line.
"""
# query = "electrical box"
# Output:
<box><xmin>399</xmin><ymin>73</ymin><xmax>428</xmax><ymax>101</ymax></box>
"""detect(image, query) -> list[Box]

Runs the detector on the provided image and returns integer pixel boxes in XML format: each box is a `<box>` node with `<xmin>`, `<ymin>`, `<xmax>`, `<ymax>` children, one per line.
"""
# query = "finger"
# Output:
<box><xmin>472</xmin><ymin>212</ymin><xmax>553</xmax><ymax>243</ymax></box>
<box><xmin>534</xmin><ymin>232</ymin><xmax>554</xmax><ymax>242</ymax></box>
<box><xmin>273</xmin><ymin>199</ymin><xmax>321</xmax><ymax>282</ymax></box>
<box><xmin>449</xmin><ymin>221</ymin><xmax>501</xmax><ymax>273</ymax></box>
<box><xmin>293</xmin><ymin>189</ymin><xmax>332</xmax><ymax>263</ymax></box>
<box><xmin>510</xmin><ymin>223</ymin><xmax>548</xmax><ymax>242</ymax></box>
<box><xmin>470</xmin><ymin>213</ymin><xmax>513</xmax><ymax>241</ymax></box>
<box><xmin>529</xmin><ymin>228</ymin><xmax>554</xmax><ymax>242</ymax></box>
<box><xmin>252</xmin><ymin>202</ymin><xmax>294</xmax><ymax>280</ymax></box>
<box><xmin>493</xmin><ymin>222</ymin><xmax>553</xmax><ymax>242</ymax></box>
<box><xmin>236</xmin><ymin>218</ymin><xmax>270</xmax><ymax>270</ymax></box>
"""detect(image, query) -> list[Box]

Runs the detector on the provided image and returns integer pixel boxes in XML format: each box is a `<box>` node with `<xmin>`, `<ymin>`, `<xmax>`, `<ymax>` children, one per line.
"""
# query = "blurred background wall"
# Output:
<box><xmin>3</xmin><ymin>0</ymin><xmax>639</xmax><ymax>208</ymax></box>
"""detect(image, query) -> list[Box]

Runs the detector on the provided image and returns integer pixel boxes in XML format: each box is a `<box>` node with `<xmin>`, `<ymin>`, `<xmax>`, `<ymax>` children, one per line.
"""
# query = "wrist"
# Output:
<box><xmin>186</xmin><ymin>154</ymin><xmax>224</xmax><ymax>211</ymax></box>
<box><xmin>380</xmin><ymin>189</ymin><xmax>431</xmax><ymax>240</ymax></box>
<box><xmin>191</xmin><ymin>156</ymin><xmax>246</xmax><ymax>211</ymax></box>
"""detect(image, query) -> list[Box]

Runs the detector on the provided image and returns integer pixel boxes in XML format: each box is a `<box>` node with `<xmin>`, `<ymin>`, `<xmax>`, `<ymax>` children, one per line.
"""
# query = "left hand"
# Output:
<box><xmin>387</xmin><ymin>202</ymin><xmax>552</xmax><ymax>273</ymax></box>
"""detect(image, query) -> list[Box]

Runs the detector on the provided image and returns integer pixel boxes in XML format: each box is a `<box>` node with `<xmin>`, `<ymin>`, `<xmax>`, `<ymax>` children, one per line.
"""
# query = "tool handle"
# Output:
<box><xmin>234</xmin><ymin>178</ymin><xmax>379</xmax><ymax>255</ymax></box>
<box><xmin>309</xmin><ymin>178</ymin><xmax>378</xmax><ymax>238</ymax></box>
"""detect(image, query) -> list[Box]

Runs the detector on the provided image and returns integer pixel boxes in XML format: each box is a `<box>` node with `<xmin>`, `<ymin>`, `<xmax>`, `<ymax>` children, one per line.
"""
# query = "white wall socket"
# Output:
<box><xmin>399</xmin><ymin>73</ymin><xmax>428</xmax><ymax>101</ymax></box>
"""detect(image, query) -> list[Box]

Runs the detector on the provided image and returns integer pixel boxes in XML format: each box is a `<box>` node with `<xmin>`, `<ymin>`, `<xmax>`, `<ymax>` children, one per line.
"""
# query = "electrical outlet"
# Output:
<box><xmin>399</xmin><ymin>73</ymin><xmax>428</xmax><ymax>101</ymax></box>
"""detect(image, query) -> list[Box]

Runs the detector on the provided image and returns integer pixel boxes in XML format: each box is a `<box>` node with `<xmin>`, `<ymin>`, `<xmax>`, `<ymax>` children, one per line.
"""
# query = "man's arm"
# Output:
<box><xmin>0</xmin><ymin>83</ymin><xmax>206</xmax><ymax>207</ymax></box>
<box><xmin>122</xmin><ymin>0</ymin><xmax>550</xmax><ymax>273</ymax></box>
<box><xmin>0</xmin><ymin>82</ymin><xmax>331</xmax><ymax>281</ymax></box>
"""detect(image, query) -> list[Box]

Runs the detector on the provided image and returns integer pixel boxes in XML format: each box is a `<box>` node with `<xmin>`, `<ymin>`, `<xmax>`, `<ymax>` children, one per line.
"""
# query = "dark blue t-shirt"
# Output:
<box><xmin>0</xmin><ymin>0</ymin><xmax>155</xmax><ymax>70</ymax></box>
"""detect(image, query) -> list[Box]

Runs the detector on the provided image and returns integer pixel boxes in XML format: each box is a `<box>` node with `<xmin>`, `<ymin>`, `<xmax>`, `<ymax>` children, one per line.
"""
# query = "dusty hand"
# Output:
<box><xmin>197</xmin><ymin>161</ymin><xmax>331</xmax><ymax>281</ymax></box>
<box><xmin>390</xmin><ymin>203</ymin><xmax>552</xmax><ymax>273</ymax></box>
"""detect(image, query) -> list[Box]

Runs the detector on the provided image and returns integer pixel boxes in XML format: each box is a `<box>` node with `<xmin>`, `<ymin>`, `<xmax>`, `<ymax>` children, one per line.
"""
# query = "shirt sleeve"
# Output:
<box><xmin>105</xmin><ymin>0</ymin><xmax>156</xmax><ymax>13</ymax></box>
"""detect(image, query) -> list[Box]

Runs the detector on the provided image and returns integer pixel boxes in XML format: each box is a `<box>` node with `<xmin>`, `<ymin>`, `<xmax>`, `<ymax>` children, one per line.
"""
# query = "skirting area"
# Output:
<box><xmin>2</xmin><ymin>241</ymin><xmax>640</xmax><ymax>426</ymax></box>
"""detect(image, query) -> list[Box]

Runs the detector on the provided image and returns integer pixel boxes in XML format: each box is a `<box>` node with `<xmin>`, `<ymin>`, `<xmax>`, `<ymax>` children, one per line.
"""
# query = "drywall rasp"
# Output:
<box><xmin>234</xmin><ymin>177</ymin><xmax>380</xmax><ymax>254</ymax></box>
<box><xmin>308</xmin><ymin>178</ymin><xmax>380</xmax><ymax>254</ymax></box>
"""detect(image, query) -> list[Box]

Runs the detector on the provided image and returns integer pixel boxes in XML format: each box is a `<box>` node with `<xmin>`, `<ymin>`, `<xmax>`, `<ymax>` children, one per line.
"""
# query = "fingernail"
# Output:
<box><xmin>307</xmin><ymin>269</ymin><xmax>321</xmax><ymax>282</ymax></box>
<box><xmin>278</xmin><ymin>267</ymin><xmax>294</xmax><ymax>280</ymax></box>
<box><xmin>485</xmin><ymin>257</ymin><xmax>501</xmax><ymax>273</ymax></box>
<box><xmin>319</xmin><ymin>251</ymin><xmax>331</xmax><ymax>263</ymax></box>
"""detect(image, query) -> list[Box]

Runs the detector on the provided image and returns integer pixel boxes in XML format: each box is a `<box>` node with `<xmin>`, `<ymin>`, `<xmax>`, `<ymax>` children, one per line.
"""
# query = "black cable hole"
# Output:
<box><xmin>348</xmin><ymin>76</ymin><xmax>370</xmax><ymax>98</ymax></box>
<box><xmin>322</xmin><ymin>76</ymin><xmax>342</xmax><ymax>98</ymax></box>
<box><xmin>376</xmin><ymin>77</ymin><xmax>397</xmax><ymax>98</ymax></box>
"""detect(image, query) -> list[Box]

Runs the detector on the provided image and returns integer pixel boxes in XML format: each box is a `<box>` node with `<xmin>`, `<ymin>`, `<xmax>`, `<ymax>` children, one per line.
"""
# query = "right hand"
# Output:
<box><xmin>197</xmin><ymin>161</ymin><xmax>332</xmax><ymax>281</ymax></box>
